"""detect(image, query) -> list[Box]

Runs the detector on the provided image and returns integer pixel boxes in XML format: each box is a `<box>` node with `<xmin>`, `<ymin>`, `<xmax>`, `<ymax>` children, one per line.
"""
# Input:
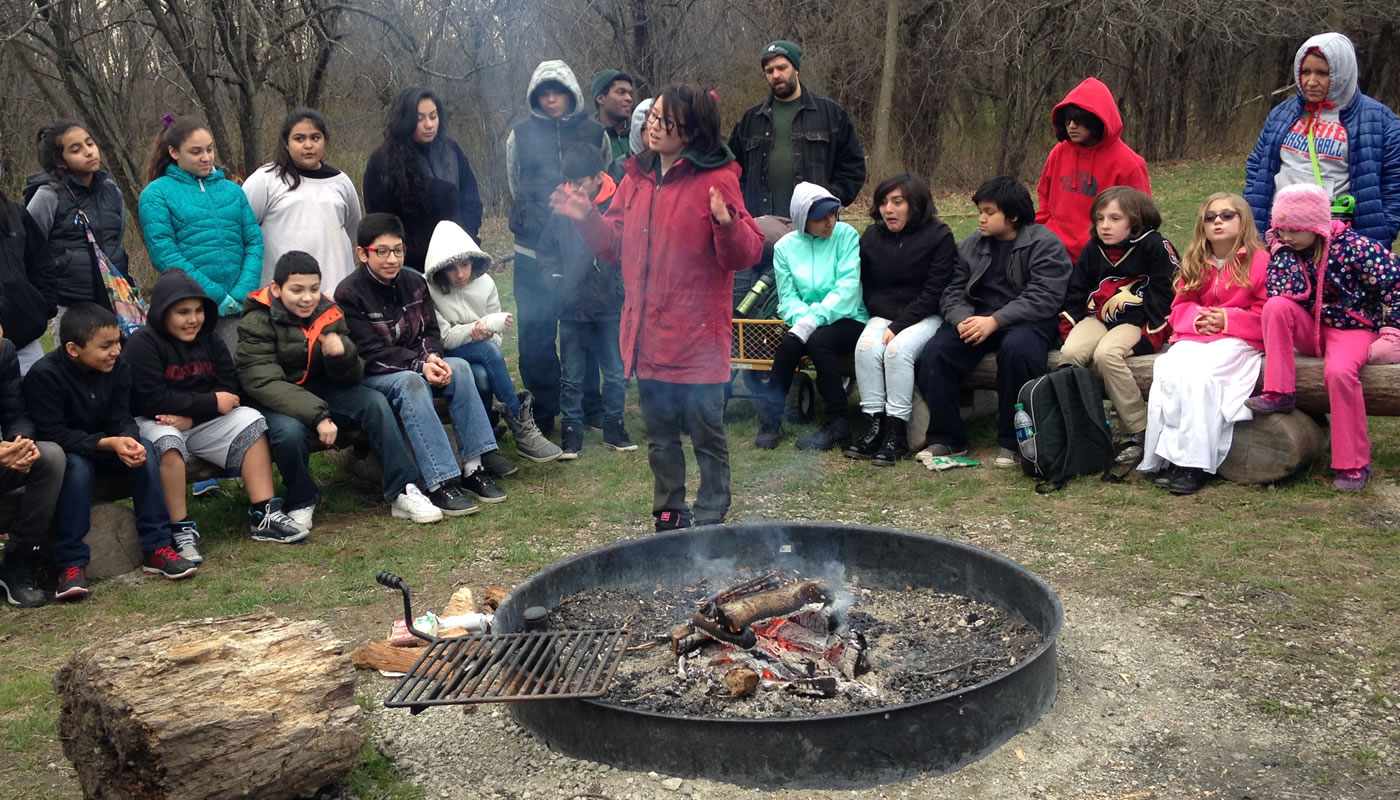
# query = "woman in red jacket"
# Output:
<box><xmin>552</xmin><ymin>84</ymin><xmax>764</xmax><ymax>531</ymax></box>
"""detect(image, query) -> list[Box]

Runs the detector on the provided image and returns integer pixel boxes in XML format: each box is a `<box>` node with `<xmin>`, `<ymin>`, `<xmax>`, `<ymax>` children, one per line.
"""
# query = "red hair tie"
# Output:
<box><xmin>709</xmin><ymin>89</ymin><xmax>719</xmax><ymax>104</ymax></box>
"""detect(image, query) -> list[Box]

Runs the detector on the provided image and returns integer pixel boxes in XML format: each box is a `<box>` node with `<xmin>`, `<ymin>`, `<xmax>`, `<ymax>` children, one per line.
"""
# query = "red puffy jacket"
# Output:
<box><xmin>575</xmin><ymin>149</ymin><xmax>764</xmax><ymax>383</ymax></box>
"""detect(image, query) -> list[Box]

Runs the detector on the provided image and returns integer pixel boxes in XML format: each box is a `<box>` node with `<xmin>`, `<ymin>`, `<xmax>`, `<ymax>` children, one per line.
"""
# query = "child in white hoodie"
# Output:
<box><xmin>424</xmin><ymin>221</ymin><xmax>561</xmax><ymax>463</ymax></box>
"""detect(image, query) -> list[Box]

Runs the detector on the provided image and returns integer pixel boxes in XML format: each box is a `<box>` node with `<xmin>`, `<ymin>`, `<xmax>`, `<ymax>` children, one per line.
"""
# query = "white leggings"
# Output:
<box><xmin>853</xmin><ymin>315</ymin><xmax>942</xmax><ymax>420</ymax></box>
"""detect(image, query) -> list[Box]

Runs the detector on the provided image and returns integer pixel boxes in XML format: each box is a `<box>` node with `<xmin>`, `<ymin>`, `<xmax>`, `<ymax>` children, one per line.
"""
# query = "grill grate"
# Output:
<box><xmin>383</xmin><ymin>628</ymin><xmax>629</xmax><ymax>710</ymax></box>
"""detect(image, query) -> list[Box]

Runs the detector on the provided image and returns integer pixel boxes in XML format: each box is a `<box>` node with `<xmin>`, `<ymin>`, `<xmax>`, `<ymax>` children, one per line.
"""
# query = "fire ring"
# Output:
<box><xmin>496</xmin><ymin>522</ymin><xmax>1062</xmax><ymax>789</ymax></box>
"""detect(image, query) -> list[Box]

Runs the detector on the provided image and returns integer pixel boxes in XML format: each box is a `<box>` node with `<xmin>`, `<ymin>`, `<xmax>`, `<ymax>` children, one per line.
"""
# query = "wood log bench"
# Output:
<box><xmin>905</xmin><ymin>351</ymin><xmax>1393</xmax><ymax>484</ymax></box>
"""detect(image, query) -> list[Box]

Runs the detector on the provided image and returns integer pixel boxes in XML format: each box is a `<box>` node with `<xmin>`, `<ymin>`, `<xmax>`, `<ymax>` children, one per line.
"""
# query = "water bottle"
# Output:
<box><xmin>736</xmin><ymin>275</ymin><xmax>773</xmax><ymax>315</ymax></box>
<box><xmin>1013</xmin><ymin>403</ymin><xmax>1036</xmax><ymax>462</ymax></box>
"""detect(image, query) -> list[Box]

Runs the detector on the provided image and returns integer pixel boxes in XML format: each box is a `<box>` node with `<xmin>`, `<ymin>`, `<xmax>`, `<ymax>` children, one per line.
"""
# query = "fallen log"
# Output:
<box><xmin>1217</xmin><ymin>412</ymin><xmax>1328</xmax><ymax>485</ymax></box>
<box><xmin>55</xmin><ymin>612</ymin><xmax>365</xmax><ymax>800</ymax></box>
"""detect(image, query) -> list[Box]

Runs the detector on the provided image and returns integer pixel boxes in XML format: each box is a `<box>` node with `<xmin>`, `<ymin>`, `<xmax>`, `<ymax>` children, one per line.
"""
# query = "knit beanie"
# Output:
<box><xmin>1271</xmin><ymin>183</ymin><xmax>1332</xmax><ymax>237</ymax></box>
<box><xmin>590</xmin><ymin>70</ymin><xmax>633</xmax><ymax>104</ymax></box>
<box><xmin>761</xmin><ymin>41</ymin><xmax>802</xmax><ymax>71</ymax></box>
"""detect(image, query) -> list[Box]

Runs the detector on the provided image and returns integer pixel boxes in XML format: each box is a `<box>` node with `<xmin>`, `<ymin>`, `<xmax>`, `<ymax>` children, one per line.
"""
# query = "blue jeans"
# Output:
<box><xmin>53</xmin><ymin>441</ymin><xmax>173</xmax><ymax>569</ymax></box>
<box><xmin>447</xmin><ymin>339</ymin><xmax>521</xmax><ymax>417</ymax></box>
<box><xmin>362</xmin><ymin>359</ymin><xmax>496</xmax><ymax>489</ymax></box>
<box><xmin>263</xmin><ymin>382</ymin><xmax>422</xmax><ymax>510</ymax></box>
<box><xmin>559</xmin><ymin>318</ymin><xmax>624</xmax><ymax>425</ymax></box>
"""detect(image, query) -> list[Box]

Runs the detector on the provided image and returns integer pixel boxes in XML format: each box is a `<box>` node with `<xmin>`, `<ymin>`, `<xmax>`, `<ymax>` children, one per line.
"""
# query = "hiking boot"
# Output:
<box><xmin>461</xmin><ymin>467</ymin><xmax>507</xmax><ymax>503</ymax></box>
<box><xmin>191</xmin><ymin>478</ymin><xmax>220</xmax><ymax>497</ymax></box>
<box><xmin>843</xmin><ymin>413</ymin><xmax>885</xmax><ymax>460</ymax></box>
<box><xmin>287</xmin><ymin>505</ymin><xmax>315</xmax><ymax>533</ymax></box>
<box><xmin>796</xmin><ymin>417</ymin><xmax>852</xmax><ymax>451</ymax></box>
<box><xmin>427</xmin><ymin>483</ymin><xmax>479</xmax><ymax>517</ymax></box>
<box><xmin>994</xmin><ymin>447</ymin><xmax>1021</xmax><ymax>468</ymax></box>
<box><xmin>1333</xmin><ymin>465</ymin><xmax>1373</xmax><ymax>492</ymax></box>
<box><xmin>0</xmin><ymin>554</ymin><xmax>48</xmax><ymax>607</ymax></box>
<box><xmin>250</xmin><ymin>498</ymin><xmax>310</xmax><ymax>543</ymax></box>
<box><xmin>143</xmin><ymin>547</ymin><xmax>198</xmax><ymax>580</ymax></box>
<box><xmin>500</xmin><ymin>392</ymin><xmax>563</xmax><ymax>463</ymax></box>
<box><xmin>481</xmin><ymin>449</ymin><xmax>519</xmax><ymax>478</ymax></box>
<box><xmin>54</xmin><ymin>566</ymin><xmax>90</xmax><ymax>601</ymax></box>
<box><xmin>171</xmin><ymin>519</ymin><xmax>203</xmax><ymax>563</ymax></box>
<box><xmin>392</xmin><ymin>483</ymin><xmax>444</xmax><ymax>523</ymax></box>
<box><xmin>1245</xmin><ymin>391</ymin><xmax>1296</xmax><ymax>414</ymax></box>
<box><xmin>1115</xmin><ymin>433</ymin><xmax>1145</xmax><ymax>465</ymax></box>
<box><xmin>754</xmin><ymin>415</ymin><xmax>782</xmax><ymax>450</ymax></box>
<box><xmin>602</xmin><ymin>419</ymin><xmax>638</xmax><ymax>452</ymax></box>
<box><xmin>654</xmin><ymin>509</ymin><xmax>692</xmax><ymax>532</ymax></box>
<box><xmin>872</xmin><ymin>417</ymin><xmax>909</xmax><ymax>467</ymax></box>
<box><xmin>559</xmin><ymin>422</ymin><xmax>583</xmax><ymax>460</ymax></box>
<box><xmin>1152</xmin><ymin>463</ymin><xmax>1180</xmax><ymax>489</ymax></box>
<box><xmin>1168</xmin><ymin>467</ymin><xmax>1209</xmax><ymax>495</ymax></box>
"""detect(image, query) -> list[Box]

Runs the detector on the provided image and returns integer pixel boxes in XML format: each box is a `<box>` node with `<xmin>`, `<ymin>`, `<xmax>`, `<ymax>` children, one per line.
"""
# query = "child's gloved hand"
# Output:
<box><xmin>218</xmin><ymin>295</ymin><xmax>241</xmax><ymax>316</ymax></box>
<box><xmin>1368</xmin><ymin>327</ymin><xmax>1400</xmax><ymax>365</ymax></box>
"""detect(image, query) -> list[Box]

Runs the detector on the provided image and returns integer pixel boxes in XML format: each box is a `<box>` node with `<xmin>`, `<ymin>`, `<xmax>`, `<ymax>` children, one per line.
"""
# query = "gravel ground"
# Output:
<box><xmin>368</xmin><ymin>587</ymin><xmax>1396</xmax><ymax>799</ymax></box>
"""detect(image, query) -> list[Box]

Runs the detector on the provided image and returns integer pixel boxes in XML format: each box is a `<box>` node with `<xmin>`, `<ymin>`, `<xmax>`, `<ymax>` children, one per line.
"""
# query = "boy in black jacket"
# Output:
<box><xmin>538</xmin><ymin>144</ymin><xmax>634</xmax><ymax>458</ymax></box>
<box><xmin>125</xmin><ymin>270</ymin><xmax>303</xmax><ymax>558</ymax></box>
<box><xmin>0</xmin><ymin>327</ymin><xmax>65</xmax><ymax>607</ymax></box>
<box><xmin>24</xmin><ymin>303</ymin><xmax>197</xmax><ymax>599</ymax></box>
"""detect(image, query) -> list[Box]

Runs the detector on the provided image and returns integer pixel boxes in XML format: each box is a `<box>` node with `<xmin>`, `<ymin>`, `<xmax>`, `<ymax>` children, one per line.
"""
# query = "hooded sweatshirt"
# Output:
<box><xmin>1035</xmin><ymin>78</ymin><xmax>1152</xmax><ymax>262</ymax></box>
<box><xmin>772</xmin><ymin>183</ymin><xmax>869</xmax><ymax>329</ymax></box>
<box><xmin>1274</xmin><ymin>33</ymin><xmax>1356</xmax><ymax>201</ymax></box>
<box><xmin>506</xmin><ymin>61</ymin><xmax>609</xmax><ymax>251</ymax></box>
<box><xmin>123</xmin><ymin>269</ymin><xmax>239</xmax><ymax>423</ymax></box>
<box><xmin>424</xmin><ymin>220</ymin><xmax>506</xmax><ymax>350</ymax></box>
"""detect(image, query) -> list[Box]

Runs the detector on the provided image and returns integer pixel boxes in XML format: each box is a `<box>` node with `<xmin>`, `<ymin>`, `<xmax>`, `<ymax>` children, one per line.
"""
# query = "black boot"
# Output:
<box><xmin>871</xmin><ymin>416</ymin><xmax>909</xmax><ymax>466</ymax></box>
<box><xmin>796</xmin><ymin>416</ymin><xmax>852</xmax><ymax>451</ymax></box>
<box><xmin>0</xmin><ymin>550</ymin><xmax>48</xmax><ymax>608</ymax></box>
<box><xmin>843</xmin><ymin>413</ymin><xmax>885</xmax><ymax>460</ymax></box>
<box><xmin>754</xmin><ymin>412</ymin><xmax>783</xmax><ymax>449</ymax></box>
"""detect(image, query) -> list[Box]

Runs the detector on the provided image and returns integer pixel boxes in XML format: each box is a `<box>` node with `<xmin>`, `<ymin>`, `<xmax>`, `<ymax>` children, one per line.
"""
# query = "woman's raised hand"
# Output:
<box><xmin>709</xmin><ymin>187</ymin><xmax>732</xmax><ymax>225</ymax></box>
<box><xmin>550</xmin><ymin>183</ymin><xmax>595</xmax><ymax>221</ymax></box>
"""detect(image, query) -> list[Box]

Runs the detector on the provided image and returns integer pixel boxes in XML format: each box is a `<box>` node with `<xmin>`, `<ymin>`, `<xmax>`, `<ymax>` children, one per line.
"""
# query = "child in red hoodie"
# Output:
<box><xmin>1035</xmin><ymin>77</ymin><xmax>1152</xmax><ymax>262</ymax></box>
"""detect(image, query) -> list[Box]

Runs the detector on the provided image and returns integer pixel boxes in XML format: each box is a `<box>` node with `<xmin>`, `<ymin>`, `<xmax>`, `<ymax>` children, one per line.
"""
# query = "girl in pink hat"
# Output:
<box><xmin>1246</xmin><ymin>183</ymin><xmax>1400</xmax><ymax>491</ymax></box>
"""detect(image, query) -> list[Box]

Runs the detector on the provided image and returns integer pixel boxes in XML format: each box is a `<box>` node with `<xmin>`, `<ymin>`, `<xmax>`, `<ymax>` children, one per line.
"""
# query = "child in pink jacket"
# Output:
<box><xmin>1140</xmin><ymin>193</ymin><xmax>1269</xmax><ymax>494</ymax></box>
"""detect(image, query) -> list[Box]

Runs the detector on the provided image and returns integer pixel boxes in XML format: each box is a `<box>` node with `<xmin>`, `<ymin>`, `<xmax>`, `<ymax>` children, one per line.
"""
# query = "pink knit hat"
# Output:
<box><xmin>1271</xmin><ymin>183</ymin><xmax>1332</xmax><ymax>237</ymax></box>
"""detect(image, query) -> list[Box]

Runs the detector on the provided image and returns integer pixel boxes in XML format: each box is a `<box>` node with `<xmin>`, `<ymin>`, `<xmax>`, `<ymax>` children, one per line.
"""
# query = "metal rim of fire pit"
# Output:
<box><xmin>496</xmin><ymin>522</ymin><xmax>1063</xmax><ymax>789</ymax></box>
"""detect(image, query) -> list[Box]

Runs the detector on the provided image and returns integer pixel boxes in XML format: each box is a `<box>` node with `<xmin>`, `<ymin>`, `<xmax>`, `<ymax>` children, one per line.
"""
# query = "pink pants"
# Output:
<box><xmin>1260</xmin><ymin>296</ymin><xmax>1375</xmax><ymax>469</ymax></box>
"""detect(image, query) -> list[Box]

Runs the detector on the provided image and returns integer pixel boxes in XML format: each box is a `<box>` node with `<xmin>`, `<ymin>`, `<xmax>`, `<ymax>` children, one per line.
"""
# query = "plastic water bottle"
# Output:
<box><xmin>1013</xmin><ymin>403</ymin><xmax>1036</xmax><ymax>461</ymax></box>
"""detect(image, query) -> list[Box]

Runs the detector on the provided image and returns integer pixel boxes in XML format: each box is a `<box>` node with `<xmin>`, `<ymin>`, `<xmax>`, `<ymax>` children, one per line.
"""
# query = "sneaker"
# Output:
<box><xmin>481</xmin><ymin>449</ymin><xmax>519</xmax><ymax>478</ymax></box>
<box><xmin>559</xmin><ymin>422</ymin><xmax>583</xmax><ymax>461</ymax></box>
<box><xmin>754</xmin><ymin>416</ymin><xmax>782</xmax><ymax>450</ymax></box>
<box><xmin>654</xmin><ymin>509</ymin><xmax>692</xmax><ymax>532</ymax></box>
<box><xmin>1168</xmin><ymin>467</ymin><xmax>1210</xmax><ymax>495</ymax></box>
<box><xmin>427</xmin><ymin>483</ymin><xmax>479</xmax><ymax>517</ymax></box>
<box><xmin>796</xmin><ymin>417</ymin><xmax>852</xmax><ymax>451</ymax></box>
<box><xmin>1333</xmin><ymin>465</ymin><xmax>1372</xmax><ymax>492</ymax></box>
<box><xmin>994</xmin><ymin>447</ymin><xmax>1020</xmax><ymax>468</ymax></box>
<box><xmin>1245</xmin><ymin>391</ymin><xmax>1296</xmax><ymax>414</ymax></box>
<box><xmin>54</xmin><ymin>566</ymin><xmax>90</xmax><ymax>601</ymax></box>
<box><xmin>500</xmin><ymin>392</ymin><xmax>563</xmax><ymax>463</ymax></box>
<box><xmin>191</xmin><ymin>478</ymin><xmax>220</xmax><ymax>497</ymax></box>
<box><xmin>461</xmin><ymin>467</ymin><xmax>507</xmax><ymax>504</ymax></box>
<box><xmin>250</xmin><ymin>499</ymin><xmax>310</xmax><ymax>543</ymax></box>
<box><xmin>921</xmin><ymin>443</ymin><xmax>969</xmax><ymax>459</ymax></box>
<box><xmin>392</xmin><ymin>483</ymin><xmax>445</xmax><ymax>523</ymax></box>
<box><xmin>143</xmin><ymin>547</ymin><xmax>199</xmax><ymax>580</ymax></box>
<box><xmin>171</xmin><ymin>520</ymin><xmax>203</xmax><ymax>563</ymax></box>
<box><xmin>287</xmin><ymin>505</ymin><xmax>315</xmax><ymax>533</ymax></box>
<box><xmin>602</xmin><ymin>419</ymin><xmax>638</xmax><ymax>452</ymax></box>
<box><xmin>0</xmin><ymin>556</ymin><xmax>48</xmax><ymax>607</ymax></box>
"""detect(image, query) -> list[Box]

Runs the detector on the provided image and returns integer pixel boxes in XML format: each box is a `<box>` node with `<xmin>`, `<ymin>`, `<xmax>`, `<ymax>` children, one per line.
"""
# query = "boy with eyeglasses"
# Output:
<box><xmin>335</xmin><ymin>213</ymin><xmax>510</xmax><ymax>518</ymax></box>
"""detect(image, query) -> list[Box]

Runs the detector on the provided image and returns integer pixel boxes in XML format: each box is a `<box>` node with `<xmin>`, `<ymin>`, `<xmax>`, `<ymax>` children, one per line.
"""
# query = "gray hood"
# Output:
<box><xmin>630</xmin><ymin>98</ymin><xmax>654</xmax><ymax>156</ymax></box>
<box><xmin>1294</xmin><ymin>32</ymin><xmax>1358</xmax><ymax>109</ymax></box>
<box><xmin>789</xmin><ymin>181</ymin><xmax>838</xmax><ymax>235</ymax></box>
<box><xmin>526</xmin><ymin>60</ymin><xmax>587</xmax><ymax>121</ymax></box>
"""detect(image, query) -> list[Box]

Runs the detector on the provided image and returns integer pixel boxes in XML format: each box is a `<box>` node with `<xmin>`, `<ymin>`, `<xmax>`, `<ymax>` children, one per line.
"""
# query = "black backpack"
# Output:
<box><xmin>1015</xmin><ymin>366</ymin><xmax>1116</xmax><ymax>493</ymax></box>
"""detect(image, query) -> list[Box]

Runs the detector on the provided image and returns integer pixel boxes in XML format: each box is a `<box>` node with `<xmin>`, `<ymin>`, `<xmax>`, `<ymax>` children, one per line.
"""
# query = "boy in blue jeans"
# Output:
<box><xmin>24</xmin><ymin>303</ymin><xmax>198</xmax><ymax>599</ymax></box>
<box><xmin>538</xmin><ymin>144</ymin><xmax>635</xmax><ymax>458</ymax></box>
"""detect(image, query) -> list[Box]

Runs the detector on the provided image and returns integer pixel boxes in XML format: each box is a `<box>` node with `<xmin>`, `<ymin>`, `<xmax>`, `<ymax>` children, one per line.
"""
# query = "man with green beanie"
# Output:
<box><xmin>591</xmin><ymin>70</ymin><xmax>635</xmax><ymax>162</ymax></box>
<box><xmin>728</xmin><ymin>40</ymin><xmax>867</xmax><ymax>220</ymax></box>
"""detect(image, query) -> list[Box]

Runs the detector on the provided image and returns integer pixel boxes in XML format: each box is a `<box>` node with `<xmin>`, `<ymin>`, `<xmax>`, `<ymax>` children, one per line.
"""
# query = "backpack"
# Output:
<box><xmin>1015</xmin><ymin>365</ymin><xmax>1116</xmax><ymax>493</ymax></box>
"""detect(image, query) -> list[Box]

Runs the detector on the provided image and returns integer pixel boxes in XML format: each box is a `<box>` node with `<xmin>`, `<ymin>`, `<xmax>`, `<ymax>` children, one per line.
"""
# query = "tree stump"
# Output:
<box><xmin>1217</xmin><ymin>412</ymin><xmax>1328</xmax><ymax>485</ymax></box>
<box><xmin>54</xmin><ymin>612</ymin><xmax>366</xmax><ymax>800</ymax></box>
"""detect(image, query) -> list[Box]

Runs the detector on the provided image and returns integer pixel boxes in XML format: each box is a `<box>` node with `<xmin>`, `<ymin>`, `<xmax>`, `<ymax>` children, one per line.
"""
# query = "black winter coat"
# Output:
<box><xmin>363</xmin><ymin>138</ymin><xmax>483</xmax><ymax>270</ymax></box>
<box><xmin>858</xmin><ymin>216</ymin><xmax>958</xmax><ymax>334</ymax></box>
<box><xmin>727</xmin><ymin>88</ymin><xmax>867</xmax><ymax>217</ymax></box>
<box><xmin>0</xmin><ymin>339</ymin><xmax>35</xmax><ymax>440</ymax></box>
<box><xmin>124</xmin><ymin>269</ymin><xmax>239</xmax><ymax>423</ymax></box>
<box><xmin>0</xmin><ymin>201</ymin><xmax>58</xmax><ymax>349</ymax></box>
<box><xmin>23</xmin><ymin>171</ymin><xmax>130</xmax><ymax>304</ymax></box>
<box><xmin>538</xmin><ymin>179</ymin><xmax>622</xmax><ymax>322</ymax></box>
<box><xmin>24</xmin><ymin>349</ymin><xmax>140</xmax><ymax>457</ymax></box>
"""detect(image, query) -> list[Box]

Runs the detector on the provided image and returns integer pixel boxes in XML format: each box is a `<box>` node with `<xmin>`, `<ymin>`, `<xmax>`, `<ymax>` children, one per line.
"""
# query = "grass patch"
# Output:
<box><xmin>342</xmin><ymin>742</ymin><xmax>424</xmax><ymax>800</ymax></box>
<box><xmin>1255</xmin><ymin>698</ymin><xmax>1314</xmax><ymax>719</ymax></box>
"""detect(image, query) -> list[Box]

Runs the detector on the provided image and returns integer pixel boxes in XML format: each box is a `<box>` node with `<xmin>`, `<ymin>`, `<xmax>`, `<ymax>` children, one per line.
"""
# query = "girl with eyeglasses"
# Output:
<box><xmin>1138</xmin><ymin>193</ymin><xmax>1269</xmax><ymax>495</ymax></box>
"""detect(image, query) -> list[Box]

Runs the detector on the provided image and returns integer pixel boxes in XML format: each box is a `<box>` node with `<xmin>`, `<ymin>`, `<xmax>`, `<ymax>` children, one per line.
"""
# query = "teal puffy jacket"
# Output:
<box><xmin>139</xmin><ymin>164</ymin><xmax>263</xmax><ymax>315</ymax></box>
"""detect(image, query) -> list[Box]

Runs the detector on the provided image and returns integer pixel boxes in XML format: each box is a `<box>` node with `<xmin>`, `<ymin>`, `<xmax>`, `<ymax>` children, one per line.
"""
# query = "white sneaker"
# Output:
<box><xmin>392</xmin><ymin>483</ymin><xmax>444</xmax><ymax>524</ymax></box>
<box><xmin>288</xmin><ymin>505</ymin><xmax>315</xmax><ymax>533</ymax></box>
<box><xmin>171</xmin><ymin>521</ymin><xmax>203</xmax><ymax>564</ymax></box>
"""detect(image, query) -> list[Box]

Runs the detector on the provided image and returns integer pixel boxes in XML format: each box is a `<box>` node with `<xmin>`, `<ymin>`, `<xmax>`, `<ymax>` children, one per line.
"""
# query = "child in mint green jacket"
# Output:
<box><xmin>755</xmin><ymin>182</ymin><xmax>868</xmax><ymax>452</ymax></box>
<box><xmin>138</xmin><ymin>116</ymin><xmax>263</xmax><ymax>351</ymax></box>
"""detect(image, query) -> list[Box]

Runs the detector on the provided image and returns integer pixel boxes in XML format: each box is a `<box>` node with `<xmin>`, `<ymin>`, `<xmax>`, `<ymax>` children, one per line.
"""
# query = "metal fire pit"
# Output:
<box><xmin>495</xmin><ymin>522</ymin><xmax>1063</xmax><ymax>789</ymax></box>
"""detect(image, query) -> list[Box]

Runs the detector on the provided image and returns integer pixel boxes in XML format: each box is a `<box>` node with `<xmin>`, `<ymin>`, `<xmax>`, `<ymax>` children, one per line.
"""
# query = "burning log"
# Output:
<box><xmin>669</xmin><ymin>623</ymin><xmax>707</xmax><ymax>656</ymax></box>
<box><xmin>693</xmin><ymin>578</ymin><xmax>832</xmax><ymax>649</ymax></box>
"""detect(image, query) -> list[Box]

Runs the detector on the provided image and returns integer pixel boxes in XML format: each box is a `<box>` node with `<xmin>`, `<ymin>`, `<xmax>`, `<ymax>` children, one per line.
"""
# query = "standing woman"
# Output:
<box><xmin>363</xmin><ymin>88</ymin><xmax>483</xmax><ymax>268</ymax></box>
<box><xmin>25</xmin><ymin>120</ymin><xmax>126</xmax><ymax>361</ymax></box>
<box><xmin>844</xmin><ymin>173</ymin><xmax>957</xmax><ymax>465</ymax></box>
<box><xmin>138</xmin><ymin>116</ymin><xmax>263</xmax><ymax>350</ymax></box>
<box><xmin>242</xmin><ymin>108</ymin><xmax>362</xmax><ymax>293</ymax></box>
<box><xmin>550</xmin><ymin>84</ymin><xmax>764</xmax><ymax>531</ymax></box>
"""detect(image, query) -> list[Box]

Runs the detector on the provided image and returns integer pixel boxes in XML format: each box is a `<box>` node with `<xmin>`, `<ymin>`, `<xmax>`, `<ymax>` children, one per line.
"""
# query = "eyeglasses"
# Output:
<box><xmin>645</xmin><ymin>111</ymin><xmax>679</xmax><ymax>134</ymax></box>
<box><xmin>1203</xmin><ymin>210</ymin><xmax>1239</xmax><ymax>224</ymax></box>
<box><xmin>366</xmin><ymin>246</ymin><xmax>405</xmax><ymax>258</ymax></box>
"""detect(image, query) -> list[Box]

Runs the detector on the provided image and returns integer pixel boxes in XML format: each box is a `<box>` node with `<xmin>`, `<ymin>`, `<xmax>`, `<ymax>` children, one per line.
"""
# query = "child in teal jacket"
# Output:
<box><xmin>139</xmin><ymin>117</ymin><xmax>263</xmax><ymax>350</ymax></box>
<box><xmin>757</xmin><ymin>181</ymin><xmax>868</xmax><ymax>452</ymax></box>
